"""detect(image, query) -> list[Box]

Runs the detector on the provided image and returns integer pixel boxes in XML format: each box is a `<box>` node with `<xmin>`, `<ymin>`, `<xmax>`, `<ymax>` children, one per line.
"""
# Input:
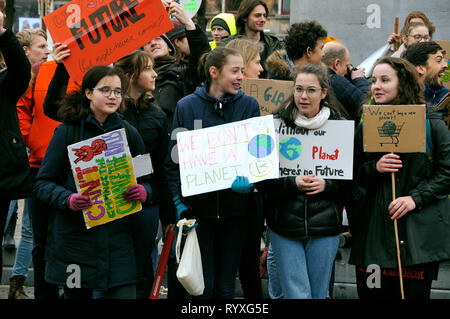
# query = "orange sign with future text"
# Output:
<box><xmin>43</xmin><ymin>0</ymin><xmax>173</xmax><ymax>83</ymax></box>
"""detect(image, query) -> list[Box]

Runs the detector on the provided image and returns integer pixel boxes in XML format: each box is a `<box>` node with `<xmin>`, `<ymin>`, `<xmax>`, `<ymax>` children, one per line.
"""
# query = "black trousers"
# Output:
<box><xmin>0</xmin><ymin>198</ymin><xmax>11</xmax><ymax>282</ymax></box>
<box><xmin>356</xmin><ymin>267</ymin><xmax>433</xmax><ymax>299</ymax></box>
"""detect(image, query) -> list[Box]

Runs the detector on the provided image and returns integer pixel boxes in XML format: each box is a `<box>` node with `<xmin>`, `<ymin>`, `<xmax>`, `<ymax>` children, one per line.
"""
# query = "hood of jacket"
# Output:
<box><xmin>265</xmin><ymin>49</ymin><xmax>294</xmax><ymax>80</ymax></box>
<box><xmin>210</xmin><ymin>13</ymin><xmax>237</xmax><ymax>37</ymax></box>
<box><xmin>193</xmin><ymin>81</ymin><xmax>245</xmax><ymax>117</ymax></box>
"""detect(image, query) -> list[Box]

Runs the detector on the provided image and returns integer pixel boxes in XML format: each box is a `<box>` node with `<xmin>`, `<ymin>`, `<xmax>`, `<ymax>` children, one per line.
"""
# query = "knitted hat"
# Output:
<box><xmin>160</xmin><ymin>33</ymin><xmax>176</xmax><ymax>56</ymax></box>
<box><xmin>211</xmin><ymin>18</ymin><xmax>231</xmax><ymax>35</ymax></box>
<box><xmin>166</xmin><ymin>19</ymin><xmax>186</xmax><ymax>41</ymax></box>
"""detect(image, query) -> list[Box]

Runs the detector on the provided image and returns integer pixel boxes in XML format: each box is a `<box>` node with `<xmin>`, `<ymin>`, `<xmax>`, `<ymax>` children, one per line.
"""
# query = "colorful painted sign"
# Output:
<box><xmin>363</xmin><ymin>105</ymin><xmax>426</xmax><ymax>153</ymax></box>
<box><xmin>67</xmin><ymin>128</ymin><xmax>142</xmax><ymax>229</ymax></box>
<box><xmin>43</xmin><ymin>0</ymin><xmax>174</xmax><ymax>83</ymax></box>
<box><xmin>176</xmin><ymin>115</ymin><xmax>279</xmax><ymax>197</ymax></box>
<box><xmin>242</xmin><ymin>78</ymin><xmax>294</xmax><ymax>115</ymax></box>
<box><xmin>275</xmin><ymin>119</ymin><xmax>355</xmax><ymax>179</ymax></box>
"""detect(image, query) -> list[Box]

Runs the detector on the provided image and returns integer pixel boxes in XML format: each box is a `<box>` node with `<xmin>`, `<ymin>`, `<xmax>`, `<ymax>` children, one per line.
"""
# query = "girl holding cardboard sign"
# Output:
<box><xmin>35</xmin><ymin>65</ymin><xmax>152</xmax><ymax>299</ymax></box>
<box><xmin>351</xmin><ymin>57</ymin><xmax>450</xmax><ymax>299</ymax></box>
<box><xmin>165</xmin><ymin>47</ymin><xmax>260</xmax><ymax>299</ymax></box>
<box><xmin>257</xmin><ymin>64</ymin><xmax>346</xmax><ymax>299</ymax></box>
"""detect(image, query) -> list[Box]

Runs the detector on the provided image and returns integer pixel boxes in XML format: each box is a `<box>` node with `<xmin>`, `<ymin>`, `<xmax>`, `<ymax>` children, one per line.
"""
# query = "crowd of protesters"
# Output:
<box><xmin>1</xmin><ymin>0</ymin><xmax>449</xmax><ymax>300</ymax></box>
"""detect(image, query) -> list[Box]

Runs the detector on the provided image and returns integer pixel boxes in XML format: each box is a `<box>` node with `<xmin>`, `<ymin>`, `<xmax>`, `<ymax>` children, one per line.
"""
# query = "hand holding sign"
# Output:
<box><xmin>52</xmin><ymin>42</ymin><xmax>71</xmax><ymax>64</ymax></box>
<box><xmin>169</xmin><ymin>1</ymin><xmax>196</xmax><ymax>30</ymax></box>
<box><xmin>388</xmin><ymin>195</ymin><xmax>416</xmax><ymax>220</ymax></box>
<box><xmin>375</xmin><ymin>153</ymin><xmax>402</xmax><ymax>173</ymax></box>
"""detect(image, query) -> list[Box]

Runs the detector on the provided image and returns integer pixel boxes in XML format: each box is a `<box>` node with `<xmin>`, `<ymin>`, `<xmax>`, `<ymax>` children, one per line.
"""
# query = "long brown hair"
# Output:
<box><xmin>279</xmin><ymin>64</ymin><xmax>341</xmax><ymax>128</ymax></box>
<box><xmin>236</xmin><ymin>0</ymin><xmax>268</xmax><ymax>35</ymax></box>
<box><xmin>401</xmin><ymin>11</ymin><xmax>436</xmax><ymax>38</ymax></box>
<box><xmin>114</xmin><ymin>50</ymin><xmax>156</xmax><ymax>112</ymax></box>
<box><xmin>369</xmin><ymin>56</ymin><xmax>425</xmax><ymax>105</ymax></box>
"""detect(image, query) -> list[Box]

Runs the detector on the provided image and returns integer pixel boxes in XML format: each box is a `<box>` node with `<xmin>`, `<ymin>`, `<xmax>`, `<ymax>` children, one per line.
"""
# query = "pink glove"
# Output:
<box><xmin>68</xmin><ymin>194</ymin><xmax>92</xmax><ymax>211</ymax></box>
<box><xmin>123</xmin><ymin>184</ymin><xmax>147</xmax><ymax>203</ymax></box>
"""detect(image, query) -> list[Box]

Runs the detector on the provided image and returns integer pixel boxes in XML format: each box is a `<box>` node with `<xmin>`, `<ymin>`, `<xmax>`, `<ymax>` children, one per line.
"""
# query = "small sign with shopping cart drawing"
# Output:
<box><xmin>362</xmin><ymin>105</ymin><xmax>426</xmax><ymax>153</ymax></box>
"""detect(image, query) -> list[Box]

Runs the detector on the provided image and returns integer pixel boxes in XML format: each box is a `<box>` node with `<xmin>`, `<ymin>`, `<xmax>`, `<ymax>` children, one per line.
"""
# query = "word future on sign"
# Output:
<box><xmin>275</xmin><ymin>119</ymin><xmax>354</xmax><ymax>179</ymax></box>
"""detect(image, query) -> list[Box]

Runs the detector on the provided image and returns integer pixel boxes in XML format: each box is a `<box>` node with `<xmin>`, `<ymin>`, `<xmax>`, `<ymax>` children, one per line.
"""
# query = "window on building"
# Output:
<box><xmin>281</xmin><ymin>0</ymin><xmax>290</xmax><ymax>15</ymax></box>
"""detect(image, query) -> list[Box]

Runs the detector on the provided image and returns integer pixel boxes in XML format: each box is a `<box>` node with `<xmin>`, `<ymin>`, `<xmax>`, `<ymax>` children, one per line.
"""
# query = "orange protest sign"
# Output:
<box><xmin>43</xmin><ymin>0</ymin><xmax>173</xmax><ymax>83</ymax></box>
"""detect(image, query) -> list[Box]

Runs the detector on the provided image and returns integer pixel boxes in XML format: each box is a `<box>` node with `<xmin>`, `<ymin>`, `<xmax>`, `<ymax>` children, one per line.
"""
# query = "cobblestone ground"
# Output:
<box><xmin>0</xmin><ymin>286</ymin><xmax>34</xmax><ymax>299</ymax></box>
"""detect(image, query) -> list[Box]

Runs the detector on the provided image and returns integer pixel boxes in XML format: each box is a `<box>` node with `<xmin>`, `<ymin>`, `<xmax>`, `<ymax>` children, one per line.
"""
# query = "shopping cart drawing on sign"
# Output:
<box><xmin>377</xmin><ymin>121</ymin><xmax>405</xmax><ymax>147</ymax></box>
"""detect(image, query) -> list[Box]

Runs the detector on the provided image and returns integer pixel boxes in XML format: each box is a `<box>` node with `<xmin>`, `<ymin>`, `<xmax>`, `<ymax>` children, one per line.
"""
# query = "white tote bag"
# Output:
<box><xmin>175</xmin><ymin>218</ymin><xmax>204</xmax><ymax>296</ymax></box>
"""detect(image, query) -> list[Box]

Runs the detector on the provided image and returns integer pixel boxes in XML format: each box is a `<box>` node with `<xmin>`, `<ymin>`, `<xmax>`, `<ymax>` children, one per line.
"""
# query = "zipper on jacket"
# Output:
<box><xmin>216</xmin><ymin>193</ymin><xmax>220</xmax><ymax>219</ymax></box>
<box><xmin>304</xmin><ymin>196</ymin><xmax>308</xmax><ymax>237</ymax></box>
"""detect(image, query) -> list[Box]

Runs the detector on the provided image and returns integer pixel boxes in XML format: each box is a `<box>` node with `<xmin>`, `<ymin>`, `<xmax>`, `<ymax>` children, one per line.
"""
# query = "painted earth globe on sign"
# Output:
<box><xmin>279</xmin><ymin>137</ymin><xmax>302</xmax><ymax>160</ymax></box>
<box><xmin>248</xmin><ymin>134</ymin><xmax>275</xmax><ymax>158</ymax></box>
<box><xmin>382</xmin><ymin>121</ymin><xmax>397</xmax><ymax>136</ymax></box>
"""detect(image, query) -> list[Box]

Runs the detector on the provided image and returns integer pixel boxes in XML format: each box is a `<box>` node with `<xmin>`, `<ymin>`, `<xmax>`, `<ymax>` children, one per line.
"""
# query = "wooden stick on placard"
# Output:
<box><xmin>394</xmin><ymin>17</ymin><xmax>399</xmax><ymax>52</ymax></box>
<box><xmin>391</xmin><ymin>170</ymin><xmax>405</xmax><ymax>299</ymax></box>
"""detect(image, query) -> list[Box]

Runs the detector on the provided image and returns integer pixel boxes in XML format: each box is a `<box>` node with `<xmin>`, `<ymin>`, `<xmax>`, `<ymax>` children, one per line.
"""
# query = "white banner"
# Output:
<box><xmin>177</xmin><ymin>115</ymin><xmax>279</xmax><ymax>197</ymax></box>
<box><xmin>275</xmin><ymin>119</ymin><xmax>355</xmax><ymax>180</ymax></box>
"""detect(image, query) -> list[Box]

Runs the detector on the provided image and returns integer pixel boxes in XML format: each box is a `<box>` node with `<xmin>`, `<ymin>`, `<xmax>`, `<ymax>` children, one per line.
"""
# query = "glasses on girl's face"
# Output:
<box><xmin>409</xmin><ymin>34</ymin><xmax>430</xmax><ymax>41</ymax></box>
<box><xmin>295</xmin><ymin>86</ymin><xmax>322</xmax><ymax>96</ymax></box>
<box><xmin>92</xmin><ymin>86</ymin><xmax>124</xmax><ymax>98</ymax></box>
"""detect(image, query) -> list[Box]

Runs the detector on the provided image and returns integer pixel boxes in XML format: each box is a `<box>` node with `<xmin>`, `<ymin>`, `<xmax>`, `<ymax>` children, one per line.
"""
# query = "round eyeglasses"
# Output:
<box><xmin>92</xmin><ymin>86</ymin><xmax>125</xmax><ymax>98</ymax></box>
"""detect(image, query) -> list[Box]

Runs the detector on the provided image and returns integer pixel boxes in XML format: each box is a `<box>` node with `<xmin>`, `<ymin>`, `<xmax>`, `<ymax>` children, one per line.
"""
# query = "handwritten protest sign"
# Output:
<box><xmin>43</xmin><ymin>0</ymin><xmax>173</xmax><ymax>83</ymax></box>
<box><xmin>177</xmin><ymin>115</ymin><xmax>279</xmax><ymax>197</ymax></box>
<box><xmin>363</xmin><ymin>105</ymin><xmax>426</xmax><ymax>153</ymax></box>
<box><xmin>242</xmin><ymin>78</ymin><xmax>293</xmax><ymax>115</ymax></box>
<box><xmin>436</xmin><ymin>41</ymin><xmax>450</xmax><ymax>90</ymax></box>
<box><xmin>275</xmin><ymin>119</ymin><xmax>354</xmax><ymax>180</ymax></box>
<box><xmin>67</xmin><ymin>128</ymin><xmax>142</xmax><ymax>229</ymax></box>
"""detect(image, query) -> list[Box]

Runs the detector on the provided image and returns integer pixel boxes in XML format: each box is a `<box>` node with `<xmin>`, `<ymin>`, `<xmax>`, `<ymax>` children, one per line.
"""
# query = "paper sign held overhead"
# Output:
<box><xmin>176</xmin><ymin>115</ymin><xmax>279</xmax><ymax>197</ymax></box>
<box><xmin>43</xmin><ymin>0</ymin><xmax>174</xmax><ymax>84</ymax></box>
<box><xmin>275</xmin><ymin>119</ymin><xmax>355</xmax><ymax>180</ymax></box>
<box><xmin>242</xmin><ymin>78</ymin><xmax>293</xmax><ymax>115</ymax></box>
<box><xmin>362</xmin><ymin>105</ymin><xmax>426</xmax><ymax>153</ymax></box>
<box><xmin>67</xmin><ymin>128</ymin><xmax>142</xmax><ymax>229</ymax></box>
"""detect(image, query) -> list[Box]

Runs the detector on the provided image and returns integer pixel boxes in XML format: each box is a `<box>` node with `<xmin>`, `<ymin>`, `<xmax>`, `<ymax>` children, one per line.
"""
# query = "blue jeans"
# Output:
<box><xmin>4</xmin><ymin>200</ymin><xmax>18</xmax><ymax>231</ymax></box>
<box><xmin>11</xmin><ymin>199</ymin><xmax>33</xmax><ymax>278</ymax></box>
<box><xmin>267</xmin><ymin>243</ymin><xmax>283</xmax><ymax>299</ymax></box>
<box><xmin>269</xmin><ymin>230</ymin><xmax>339</xmax><ymax>299</ymax></box>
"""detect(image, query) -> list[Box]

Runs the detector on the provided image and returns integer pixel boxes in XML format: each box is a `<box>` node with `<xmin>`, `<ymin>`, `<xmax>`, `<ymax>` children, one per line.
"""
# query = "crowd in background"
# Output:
<box><xmin>0</xmin><ymin>0</ymin><xmax>449</xmax><ymax>300</ymax></box>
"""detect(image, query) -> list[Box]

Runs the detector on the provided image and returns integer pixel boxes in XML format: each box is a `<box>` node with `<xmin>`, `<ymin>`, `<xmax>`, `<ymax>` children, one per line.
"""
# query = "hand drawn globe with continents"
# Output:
<box><xmin>279</xmin><ymin>137</ymin><xmax>302</xmax><ymax>160</ymax></box>
<box><xmin>382</xmin><ymin>121</ymin><xmax>397</xmax><ymax>136</ymax></box>
<box><xmin>248</xmin><ymin>134</ymin><xmax>275</xmax><ymax>158</ymax></box>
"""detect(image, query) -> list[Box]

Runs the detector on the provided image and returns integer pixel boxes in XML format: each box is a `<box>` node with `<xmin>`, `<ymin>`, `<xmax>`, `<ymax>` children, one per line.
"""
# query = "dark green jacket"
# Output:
<box><xmin>349</xmin><ymin>116</ymin><xmax>450</xmax><ymax>268</ymax></box>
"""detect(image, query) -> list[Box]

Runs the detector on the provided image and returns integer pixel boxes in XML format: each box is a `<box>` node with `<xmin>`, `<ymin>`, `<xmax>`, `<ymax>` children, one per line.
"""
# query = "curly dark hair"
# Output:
<box><xmin>57</xmin><ymin>66</ymin><xmax>127</xmax><ymax>124</ymax></box>
<box><xmin>285</xmin><ymin>21</ymin><xmax>327</xmax><ymax>62</ymax></box>
<box><xmin>369</xmin><ymin>56</ymin><xmax>425</xmax><ymax>105</ymax></box>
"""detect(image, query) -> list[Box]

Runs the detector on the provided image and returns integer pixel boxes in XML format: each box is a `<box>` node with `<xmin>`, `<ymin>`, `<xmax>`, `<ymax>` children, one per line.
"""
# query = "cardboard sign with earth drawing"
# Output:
<box><xmin>362</xmin><ymin>105</ymin><xmax>426</xmax><ymax>153</ymax></box>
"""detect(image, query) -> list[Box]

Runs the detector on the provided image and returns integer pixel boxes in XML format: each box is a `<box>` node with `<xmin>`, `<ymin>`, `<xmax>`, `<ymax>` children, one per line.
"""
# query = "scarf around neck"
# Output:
<box><xmin>294</xmin><ymin>106</ymin><xmax>330</xmax><ymax>129</ymax></box>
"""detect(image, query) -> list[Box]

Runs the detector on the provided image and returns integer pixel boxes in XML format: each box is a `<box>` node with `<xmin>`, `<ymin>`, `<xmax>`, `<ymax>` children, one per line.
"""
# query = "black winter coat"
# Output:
<box><xmin>153</xmin><ymin>25</ymin><xmax>210</xmax><ymax>132</ymax></box>
<box><xmin>121</xmin><ymin>98</ymin><xmax>176</xmax><ymax>226</ymax></box>
<box><xmin>34</xmin><ymin>112</ymin><xmax>152</xmax><ymax>290</ymax></box>
<box><xmin>0</xmin><ymin>30</ymin><xmax>32</xmax><ymax>199</ymax></box>
<box><xmin>349</xmin><ymin>115</ymin><xmax>450</xmax><ymax>268</ymax></box>
<box><xmin>258</xmin><ymin>113</ymin><xmax>346</xmax><ymax>239</ymax></box>
<box><xmin>165</xmin><ymin>83</ymin><xmax>260</xmax><ymax>219</ymax></box>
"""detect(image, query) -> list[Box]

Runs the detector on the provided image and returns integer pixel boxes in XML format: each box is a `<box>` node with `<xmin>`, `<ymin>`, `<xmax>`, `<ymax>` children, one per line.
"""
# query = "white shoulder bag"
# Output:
<box><xmin>175</xmin><ymin>218</ymin><xmax>204</xmax><ymax>296</ymax></box>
